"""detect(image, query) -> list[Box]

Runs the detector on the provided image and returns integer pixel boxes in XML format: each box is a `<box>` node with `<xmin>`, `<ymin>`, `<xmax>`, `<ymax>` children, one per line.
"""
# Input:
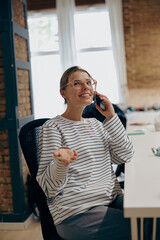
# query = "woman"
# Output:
<box><xmin>36</xmin><ymin>66</ymin><xmax>134</xmax><ymax>240</ymax></box>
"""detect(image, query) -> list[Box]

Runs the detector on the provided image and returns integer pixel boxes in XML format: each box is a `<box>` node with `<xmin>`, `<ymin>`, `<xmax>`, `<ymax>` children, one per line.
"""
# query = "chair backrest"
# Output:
<box><xmin>82</xmin><ymin>103</ymin><xmax>127</xmax><ymax>128</ymax></box>
<box><xmin>19</xmin><ymin>118</ymin><xmax>62</xmax><ymax>240</ymax></box>
<box><xmin>19</xmin><ymin>118</ymin><xmax>49</xmax><ymax>177</ymax></box>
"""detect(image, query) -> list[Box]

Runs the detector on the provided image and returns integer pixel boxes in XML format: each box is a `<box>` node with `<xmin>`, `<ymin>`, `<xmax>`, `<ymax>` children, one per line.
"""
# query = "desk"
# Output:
<box><xmin>124</xmin><ymin>111</ymin><xmax>160</xmax><ymax>240</ymax></box>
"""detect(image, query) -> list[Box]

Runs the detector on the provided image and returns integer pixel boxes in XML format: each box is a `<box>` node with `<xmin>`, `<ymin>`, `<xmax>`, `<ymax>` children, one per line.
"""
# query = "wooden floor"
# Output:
<box><xmin>0</xmin><ymin>221</ymin><xmax>43</xmax><ymax>240</ymax></box>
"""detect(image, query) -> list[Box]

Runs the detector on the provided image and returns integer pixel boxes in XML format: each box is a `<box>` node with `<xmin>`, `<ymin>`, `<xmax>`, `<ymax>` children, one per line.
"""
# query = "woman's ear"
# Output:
<box><xmin>60</xmin><ymin>89</ymin><xmax>65</xmax><ymax>99</ymax></box>
<box><xmin>60</xmin><ymin>89</ymin><xmax>67</xmax><ymax>104</ymax></box>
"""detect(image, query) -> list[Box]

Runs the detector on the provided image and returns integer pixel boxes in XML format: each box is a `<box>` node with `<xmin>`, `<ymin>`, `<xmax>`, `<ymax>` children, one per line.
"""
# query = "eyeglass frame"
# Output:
<box><xmin>64</xmin><ymin>78</ymin><xmax>97</xmax><ymax>90</ymax></box>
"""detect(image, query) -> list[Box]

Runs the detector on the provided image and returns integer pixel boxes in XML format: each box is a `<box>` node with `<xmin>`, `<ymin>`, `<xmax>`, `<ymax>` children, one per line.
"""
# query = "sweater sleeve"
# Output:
<box><xmin>103</xmin><ymin>114</ymin><xmax>134</xmax><ymax>164</ymax></box>
<box><xmin>36</xmin><ymin>123</ymin><xmax>69</xmax><ymax>198</ymax></box>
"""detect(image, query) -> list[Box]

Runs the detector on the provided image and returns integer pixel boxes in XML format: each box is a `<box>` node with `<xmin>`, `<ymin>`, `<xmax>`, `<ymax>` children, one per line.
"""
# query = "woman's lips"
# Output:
<box><xmin>79</xmin><ymin>93</ymin><xmax>91</xmax><ymax>98</ymax></box>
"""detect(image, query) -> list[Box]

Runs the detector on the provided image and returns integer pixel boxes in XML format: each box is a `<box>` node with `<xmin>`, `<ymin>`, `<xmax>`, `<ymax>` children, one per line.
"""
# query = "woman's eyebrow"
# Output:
<box><xmin>73</xmin><ymin>78</ymin><xmax>91</xmax><ymax>81</ymax></box>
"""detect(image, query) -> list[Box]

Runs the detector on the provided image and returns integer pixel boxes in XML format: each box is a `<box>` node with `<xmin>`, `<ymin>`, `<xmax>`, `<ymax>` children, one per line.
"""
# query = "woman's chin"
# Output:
<box><xmin>82</xmin><ymin>100</ymin><xmax>92</xmax><ymax>107</ymax></box>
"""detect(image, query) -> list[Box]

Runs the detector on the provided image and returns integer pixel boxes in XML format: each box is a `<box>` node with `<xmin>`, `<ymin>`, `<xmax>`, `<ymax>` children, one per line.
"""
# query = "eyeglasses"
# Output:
<box><xmin>66</xmin><ymin>79</ymin><xmax>97</xmax><ymax>89</ymax></box>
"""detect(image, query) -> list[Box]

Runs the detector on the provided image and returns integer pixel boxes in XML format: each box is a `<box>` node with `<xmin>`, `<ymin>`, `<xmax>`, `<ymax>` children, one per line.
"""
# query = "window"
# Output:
<box><xmin>28</xmin><ymin>11</ymin><xmax>65</xmax><ymax>118</ymax></box>
<box><xmin>28</xmin><ymin>3</ymin><xmax>120</xmax><ymax>118</ymax></box>
<box><xmin>74</xmin><ymin>5</ymin><xmax>120</xmax><ymax>103</ymax></box>
<box><xmin>28</xmin><ymin>13</ymin><xmax>59</xmax><ymax>53</ymax></box>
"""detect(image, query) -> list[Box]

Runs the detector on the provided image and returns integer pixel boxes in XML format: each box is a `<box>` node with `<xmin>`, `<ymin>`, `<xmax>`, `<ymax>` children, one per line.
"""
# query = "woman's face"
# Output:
<box><xmin>60</xmin><ymin>70</ymin><xmax>95</xmax><ymax>108</ymax></box>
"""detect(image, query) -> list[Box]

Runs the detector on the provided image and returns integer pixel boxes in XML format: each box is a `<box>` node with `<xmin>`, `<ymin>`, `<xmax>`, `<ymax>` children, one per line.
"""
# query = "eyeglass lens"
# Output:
<box><xmin>72</xmin><ymin>79</ymin><xmax>95</xmax><ymax>88</ymax></box>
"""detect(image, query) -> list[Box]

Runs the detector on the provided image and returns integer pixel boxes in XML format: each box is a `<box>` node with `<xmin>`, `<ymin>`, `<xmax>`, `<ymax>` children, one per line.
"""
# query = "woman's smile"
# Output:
<box><xmin>79</xmin><ymin>92</ymin><xmax>92</xmax><ymax>98</ymax></box>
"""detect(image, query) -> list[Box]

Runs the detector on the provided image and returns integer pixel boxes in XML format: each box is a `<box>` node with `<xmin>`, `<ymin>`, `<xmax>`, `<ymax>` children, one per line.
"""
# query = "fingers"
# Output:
<box><xmin>53</xmin><ymin>148</ymin><xmax>78</xmax><ymax>166</ymax></box>
<box><xmin>96</xmin><ymin>104</ymin><xmax>104</xmax><ymax>113</ymax></box>
<box><xmin>53</xmin><ymin>150</ymin><xmax>61</xmax><ymax>158</ymax></box>
<box><xmin>95</xmin><ymin>91</ymin><xmax>115</xmax><ymax>119</ymax></box>
<box><xmin>72</xmin><ymin>150</ymin><xmax>78</xmax><ymax>160</ymax></box>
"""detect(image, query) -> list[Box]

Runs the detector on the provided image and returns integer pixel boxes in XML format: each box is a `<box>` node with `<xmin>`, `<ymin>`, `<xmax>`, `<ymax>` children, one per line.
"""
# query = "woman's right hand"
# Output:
<box><xmin>53</xmin><ymin>147</ymin><xmax>78</xmax><ymax>166</ymax></box>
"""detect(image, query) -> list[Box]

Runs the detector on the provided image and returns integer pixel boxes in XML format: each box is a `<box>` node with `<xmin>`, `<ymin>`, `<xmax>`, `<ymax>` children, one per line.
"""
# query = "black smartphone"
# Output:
<box><xmin>93</xmin><ymin>94</ymin><xmax>106</xmax><ymax>111</ymax></box>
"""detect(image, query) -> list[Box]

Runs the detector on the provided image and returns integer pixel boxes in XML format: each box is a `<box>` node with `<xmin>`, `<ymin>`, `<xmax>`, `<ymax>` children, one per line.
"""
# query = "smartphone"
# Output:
<box><xmin>93</xmin><ymin>94</ymin><xmax>106</xmax><ymax>111</ymax></box>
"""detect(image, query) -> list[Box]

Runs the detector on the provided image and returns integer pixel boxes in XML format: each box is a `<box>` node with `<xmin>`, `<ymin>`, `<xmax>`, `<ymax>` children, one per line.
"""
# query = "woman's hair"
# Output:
<box><xmin>60</xmin><ymin>66</ymin><xmax>93</xmax><ymax>104</ymax></box>
<box><xmin>60</xmin><ymin>66</ymin><xmax>92</xmax><ymax>90</ymax></box>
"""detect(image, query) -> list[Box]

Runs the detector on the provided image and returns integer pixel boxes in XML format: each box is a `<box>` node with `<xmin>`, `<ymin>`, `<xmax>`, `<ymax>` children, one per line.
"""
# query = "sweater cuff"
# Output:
<box><xmin>49</xmin><ymin>159</ymin><xmax>69</xmax><ymax>180</ymax></box>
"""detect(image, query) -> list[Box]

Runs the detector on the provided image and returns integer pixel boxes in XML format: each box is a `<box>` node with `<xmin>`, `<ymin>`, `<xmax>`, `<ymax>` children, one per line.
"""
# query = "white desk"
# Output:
<box><xmin>124</xmin><ymin>111</ymin><xmax>160</xmax><ymax>240</ymax></box>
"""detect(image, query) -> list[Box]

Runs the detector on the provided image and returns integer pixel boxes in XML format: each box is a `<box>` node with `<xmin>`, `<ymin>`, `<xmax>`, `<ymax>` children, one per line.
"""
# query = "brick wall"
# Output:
<box><xmin>13</xmin><ymin>0</ymin><xmax>30</xmax><ymax>208</ymax></box>
<box><xmin>0</xmin><ymin>0</ymin><xmax>31</xmax><ymax>215</ymax></box>
<box><xmin>123</xmin><ymin>0</ymin><xmax>160</xmax><ymax>108</ymax></box>
<box><xmin>13</xmin><ymin>0</ymin><xmax>32</xmax><ymax>119</ymax></box>
<box><xmin>13</xmin><ymin>0</ymin><xmax>26</xmax><ymax>28</ymax></box>
<box><xmin>0</xmin><ymin>130</ymin><xmax>13</xmax><ymax>213</ymax></box>
<box><xmin>0</xmin><ymin>34</ymin><xmax>13</xmax><ymax>213</ymax></box>
<box><xmin>18</xmin><ymin>69</ymin><xmax>31</xmax><ymax>118</ymax></box>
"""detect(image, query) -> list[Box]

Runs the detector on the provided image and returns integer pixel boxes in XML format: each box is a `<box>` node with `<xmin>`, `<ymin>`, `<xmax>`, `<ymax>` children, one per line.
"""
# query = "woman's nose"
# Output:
<box><xmin>82</xmin><ymin>82</ymin><xmax>89</xmax><ymax>89</ymax></box>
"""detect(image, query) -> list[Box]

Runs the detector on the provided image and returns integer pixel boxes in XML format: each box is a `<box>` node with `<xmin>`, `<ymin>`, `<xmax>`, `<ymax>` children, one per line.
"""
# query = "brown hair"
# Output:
<box><xmin>60</xmin><ymin>66</ymin><xmax>92</xmax><ymax>90</ymax></box>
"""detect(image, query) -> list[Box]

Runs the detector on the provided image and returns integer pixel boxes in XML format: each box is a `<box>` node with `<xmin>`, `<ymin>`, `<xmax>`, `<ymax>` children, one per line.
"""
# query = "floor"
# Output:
<box><xmin>0</xmin><ymin>220</ymin><xmax>43</xmax><ymax>240</ymax></box>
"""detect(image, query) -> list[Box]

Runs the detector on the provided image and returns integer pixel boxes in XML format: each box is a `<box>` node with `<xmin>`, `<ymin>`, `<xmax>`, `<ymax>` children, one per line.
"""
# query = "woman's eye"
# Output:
<box><xmin>73</xmin><ymin>81</ymin><xmax>81</xmax><ymax>86</ymax></box>
<box><xmin>87</xmin><ymin>80</ymin><xmax>92</xmax><ymax>85</ymax></box>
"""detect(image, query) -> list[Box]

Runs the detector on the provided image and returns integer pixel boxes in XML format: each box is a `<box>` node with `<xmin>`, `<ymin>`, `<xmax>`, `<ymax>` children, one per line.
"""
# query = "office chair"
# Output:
<box><xmin>19</xmin><ymin>108</ymin><xmax>125</xmax><ymax>239</ymax></box>
<box><xmin>19</xmin><ymin>118</ymin><xmax>62</xmax><ymax>240</ymax></box>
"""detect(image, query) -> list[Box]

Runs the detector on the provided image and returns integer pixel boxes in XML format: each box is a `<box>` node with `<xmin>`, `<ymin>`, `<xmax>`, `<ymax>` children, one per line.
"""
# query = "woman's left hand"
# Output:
<box><xmin>53</xmin><ymin>148</ymin><xmax>78</xmax><ymax>166</ymax></box>
<box><xmin>95</xmin><ymin>91</ymin><xmax>115</xmax><ymax>120</ymax></box>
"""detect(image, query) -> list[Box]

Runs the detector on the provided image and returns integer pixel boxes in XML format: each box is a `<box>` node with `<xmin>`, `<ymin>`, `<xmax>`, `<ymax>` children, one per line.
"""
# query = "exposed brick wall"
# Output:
<box><xmin>13</xmin><ymin>0</ymin><xmax>32</xmax><ymax>118</ymax></box>
<box><xmin>0</xmin><ymin>0</ymin><xmax>31</xmax><ymax>215</ymax></box>
<box><xmin>15</xmin><ymin>34</ymin><xmax>28</xmax><ymax>62</ymax></box>
<box><xmin>0</xmin><ymin>36</ymin><xmax>13</xmax><ymax>213</ymax></box>
<box><xmin>123</xmin><ymin>0</ymin><xmax>160</xmax><ymax>107</ymax></box>
<box><xmin>18</xmin><ymin>69</ymin><xmax>31</xmax><ymax>118</ymax></box>
<box><xmin>12</xmin><ymin>0</ymin><xmax>31</xmax><ymax>210</ymax></box>
<box><xmin>0</xmin><ymin>34</ymin><xmax>13</xmax><ymax>213</ymax></box>
<box><xmin>13</xmin><ymin>0</ymin><xmax>26</xmax><ymax>28</ymax></box>
<box><xmin>127</xmin><ymin>88</ymin><xmax>160</xmax><ymax>107</ymax></box>
<box><xmin>0</xmin><ymin>130</ymin><xmax>13</xmax><ymax>213</ymax></box>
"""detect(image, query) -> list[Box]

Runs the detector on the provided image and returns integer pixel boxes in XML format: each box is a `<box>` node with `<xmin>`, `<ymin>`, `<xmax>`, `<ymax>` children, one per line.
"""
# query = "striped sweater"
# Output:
<box><xmin>36</xmin><ymin>114</ymin><xmax>134</xmax><ymax>225</ymax></box>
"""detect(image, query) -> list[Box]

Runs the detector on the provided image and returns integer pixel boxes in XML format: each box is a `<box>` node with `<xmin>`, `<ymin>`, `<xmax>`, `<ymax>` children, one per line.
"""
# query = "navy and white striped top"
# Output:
<box><xmin>36</xmin><ymin>114</ymin><xmax>133</xmax><ymax>225</ymax></box>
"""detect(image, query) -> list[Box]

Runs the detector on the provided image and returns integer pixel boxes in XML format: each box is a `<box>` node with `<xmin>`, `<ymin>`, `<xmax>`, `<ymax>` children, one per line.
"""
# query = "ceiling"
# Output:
<box><xmin>27</xmin><ymin>0</ymin><xmax>105</xmax><ymax>11</ymax></box>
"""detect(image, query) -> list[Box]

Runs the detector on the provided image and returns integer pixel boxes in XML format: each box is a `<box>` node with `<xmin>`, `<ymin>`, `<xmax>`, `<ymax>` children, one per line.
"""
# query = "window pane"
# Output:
<box><xmin>77</xmin><ymin>50</ymin><xmax>120</xmax><ymax>103</ymax></box>
<box><xmin>74</xmin><ymin>7</ymin><xmax>112</xmax><ymax>49</ymax></box>
<box><xmin>28</xmin><ymin>13</ymin><xmax>59</xmax><ymax>52</ymax></box>
<box><xmin>31</xmin><ymin>55</ymin><xmax>65</xmax><ymax>119</ymax></box>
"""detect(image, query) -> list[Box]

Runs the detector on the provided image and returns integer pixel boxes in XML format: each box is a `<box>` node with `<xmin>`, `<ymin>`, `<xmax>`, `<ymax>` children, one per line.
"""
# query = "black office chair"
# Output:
<box><xmin>19</xmin><ymin>109</ymin><xmax>125</xmax><ymax>240</ymax></box>
<box><xmin>19</xmin><ymin>118</ymin><xmax>62</xmax><ymax>240</ymax></box>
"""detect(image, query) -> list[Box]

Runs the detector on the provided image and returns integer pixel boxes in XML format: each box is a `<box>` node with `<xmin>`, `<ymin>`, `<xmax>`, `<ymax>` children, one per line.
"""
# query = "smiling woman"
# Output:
<box><xmin>35</xmin><ymin>65</ymin><xmax>135</xmax><ymax>240</ymax></box>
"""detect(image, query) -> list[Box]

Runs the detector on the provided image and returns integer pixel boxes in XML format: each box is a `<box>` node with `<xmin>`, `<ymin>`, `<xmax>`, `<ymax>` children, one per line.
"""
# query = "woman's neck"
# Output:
<box><xmin>61</xmin><ymin>107</ymin><xmax>84</xmax><ymax>121</ymax></box>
